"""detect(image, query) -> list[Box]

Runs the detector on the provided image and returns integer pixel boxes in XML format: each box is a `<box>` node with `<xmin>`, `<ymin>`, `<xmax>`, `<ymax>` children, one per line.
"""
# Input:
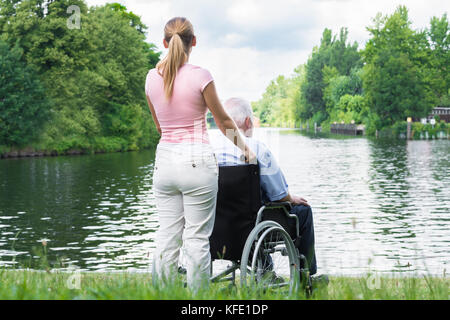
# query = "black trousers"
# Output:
<box><xmin>261</xmin><ymin>204</ymin><xmax>317</xmax><ymax>275</ymax></box>
<box><xmin>289</xmin><ymin>204</ymin><xmax>317</xmax><ymax>275</ymax></box>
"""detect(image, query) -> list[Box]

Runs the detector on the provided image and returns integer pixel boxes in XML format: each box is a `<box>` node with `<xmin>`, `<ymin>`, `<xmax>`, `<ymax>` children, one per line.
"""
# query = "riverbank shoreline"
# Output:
<box><xmin>3</xmin><ymin>125</ymin><xmax>449</xmax><ymax>160</ymax></box>
<box><xmin>0</xmin><ymin>146</ymin><xmax>152</xmax><ymax>160</ymax></box>
<box><xmin>0</xmin><ymin>270</ymin><xmax>448</xmax><ymax>300</ymax></box>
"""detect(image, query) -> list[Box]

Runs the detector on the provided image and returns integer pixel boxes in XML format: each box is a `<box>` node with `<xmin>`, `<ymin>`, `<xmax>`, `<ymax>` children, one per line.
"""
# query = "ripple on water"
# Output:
<box><xmin>0</xmin><ymin>132</ymin><xmax>448</xmax><ymax>275</ymax></box>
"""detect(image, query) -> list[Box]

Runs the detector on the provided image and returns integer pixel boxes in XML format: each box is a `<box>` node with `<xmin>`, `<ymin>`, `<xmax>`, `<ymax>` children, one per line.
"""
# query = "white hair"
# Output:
<box><xmin>223</xmin><ymin>97</ymin><xmax>253</xmax><ymax>127</ymax></box>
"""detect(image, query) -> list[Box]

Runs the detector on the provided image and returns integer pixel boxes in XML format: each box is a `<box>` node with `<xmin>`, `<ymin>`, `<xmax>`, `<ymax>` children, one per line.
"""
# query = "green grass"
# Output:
<box><xmin>0</xmin><ymin>270</ymin><xmax>448</xmax><ymax>300</ymax></box>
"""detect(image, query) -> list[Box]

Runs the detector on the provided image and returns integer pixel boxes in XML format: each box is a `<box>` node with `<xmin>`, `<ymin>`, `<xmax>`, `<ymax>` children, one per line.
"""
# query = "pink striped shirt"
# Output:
<box><xmin>145</xmin><ymin>64</ymin><xmax>214</xmax><ymax>144</ymax></box>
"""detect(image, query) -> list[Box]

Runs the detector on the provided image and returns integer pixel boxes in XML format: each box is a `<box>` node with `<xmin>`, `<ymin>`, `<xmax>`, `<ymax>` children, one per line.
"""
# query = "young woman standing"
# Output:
<box><xmin>145</xmin><ymin>17</ymin><xmax>255</xmax><ymax>289</ymax></box>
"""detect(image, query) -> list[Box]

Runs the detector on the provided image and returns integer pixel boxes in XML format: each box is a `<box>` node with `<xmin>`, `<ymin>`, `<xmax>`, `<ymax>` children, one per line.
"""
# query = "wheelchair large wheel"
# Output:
<box><xmin>240</xmin><ymin>220</ymin><xmax>300</xmax><ymax>294</ymax></box>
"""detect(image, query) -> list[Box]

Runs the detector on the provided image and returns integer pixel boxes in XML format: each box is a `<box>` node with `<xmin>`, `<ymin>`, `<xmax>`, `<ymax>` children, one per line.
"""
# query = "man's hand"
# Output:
<box><xmin>279</xmin><ymin>194</ymin><xmax>309</xmax><ymax>206</ymax></box>
<box><xmin>290</xmin><ymin>195</ymin><xmax>309</xmax><ymax>206</ymax></box>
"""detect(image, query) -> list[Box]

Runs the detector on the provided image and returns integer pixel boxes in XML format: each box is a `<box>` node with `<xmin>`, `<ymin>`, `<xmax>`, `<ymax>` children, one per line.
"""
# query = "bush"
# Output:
<box><xmin>93</xmin><ymin>136</ymin><xmax>129</xmax><ymax>153</ymax></box>
<box><xmin>411</xmin><ymin>121</ymin><xmax>449</xmax><ymax>139</ymax></box>
<box><xmin>392</xmin><ymin>121</ymin><xmax>407</xmax><ymax>138</ymax></box>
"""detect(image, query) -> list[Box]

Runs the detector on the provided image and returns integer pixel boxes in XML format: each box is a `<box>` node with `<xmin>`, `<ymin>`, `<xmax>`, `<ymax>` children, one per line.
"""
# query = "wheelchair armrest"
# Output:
<box><xmin>257</xmin><ymin>201</ymin><xmax>299</xmax><ymax>239</ymax></box>
<box><xmin>264</xmin><ymin>201</ymin><xmax>292</xmax><ymax>211</ymax></box>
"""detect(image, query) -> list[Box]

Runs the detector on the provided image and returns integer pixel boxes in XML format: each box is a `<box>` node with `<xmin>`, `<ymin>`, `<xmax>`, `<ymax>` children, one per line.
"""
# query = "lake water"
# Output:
<box><xmin>0</xmin><ymin>129</ymin><xmax>448</xmax><ymax>276</ymax></box>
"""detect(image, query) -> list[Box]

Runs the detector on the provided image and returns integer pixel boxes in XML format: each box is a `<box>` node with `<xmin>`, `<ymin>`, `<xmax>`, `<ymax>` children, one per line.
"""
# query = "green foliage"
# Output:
<box><xmin>362</xmin><ymin>6</ymin><xmax>438</xmax><ymax>129</ymax></box>
<box><xmin>328</xmin><ymin>94</ymin><xmax>368</xmax><ymax>124</ymax></box>
<box><xmin>300</xmin><ymin>27</ymin><xmax>362</xmax><ymax>122</ymax></box>
<box><xmin>106</xmin><ymin>2</ymin><xmax>147</xmax><ymax>34</ymax></box>
<box><xmin>253</xmin><ymin>5</ymin><xmax>448</xmax><ymax>137</ymax></box>
<box><xmin>253</xmin><ymin>66</ymin><xmax>306</xmax><ymax>127</ymax></box>
<box><xmin>374</xmin><ymin>119</ymin><xmax>449</xmax><ymax>139</ymax></box>
<box><xmin>0</xmin><ymin>40</ymin><xmax>50</xmax><ymax>146</ymax></box>
<box><xmin>426</xmin><ymin>14</ymin><xmax>450</xmax><ymax>106</ymax></box>
<box><xmin>252</xmin><ymin>75</ymin><xmax>289</xmax><ymax>125</ymax></box>
<box><xmin>254</xmin><ymin>28</ymin><xmax>363</xmax><ymax>127</ymax></box>
<box><xmin>411</xmin><ymin>121</ymin><xmax>450</xmax><ymax>139</ymax></box>
<box><xmin>323</xmin><ymin>67</ymin><xmax>364</xmax><ymax>114</ymax></box>
<box><xmin>0</xmin><ymin>0</ymin><xmax>161</xmax><ymax>155</ymax></box>
<box><xmin>363</xmin><ymin>51</ymin><xmax>434</xmax><ymax>128</ymax></box>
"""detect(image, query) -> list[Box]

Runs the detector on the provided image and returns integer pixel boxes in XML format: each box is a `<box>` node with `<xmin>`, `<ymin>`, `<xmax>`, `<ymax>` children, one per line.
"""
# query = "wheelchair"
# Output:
<box><xmin>209</xmin><ymin>164</ymin><xmax>312</xmax><ymax>293</ymax></box>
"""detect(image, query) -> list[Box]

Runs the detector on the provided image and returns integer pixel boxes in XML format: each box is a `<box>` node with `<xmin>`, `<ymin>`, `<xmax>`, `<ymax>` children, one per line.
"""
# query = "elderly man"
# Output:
<box><xmin>210</xmin><ymin>97</ymin><xmax>325</xmax><ymax>283</ymax></box>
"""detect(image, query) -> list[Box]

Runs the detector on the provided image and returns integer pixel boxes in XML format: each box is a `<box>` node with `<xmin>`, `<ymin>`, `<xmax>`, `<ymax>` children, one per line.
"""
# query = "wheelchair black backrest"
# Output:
<box><xmin>209</xmin><ymin>164</ymin><xmax>261</xmax><ymax>261</ymax></box>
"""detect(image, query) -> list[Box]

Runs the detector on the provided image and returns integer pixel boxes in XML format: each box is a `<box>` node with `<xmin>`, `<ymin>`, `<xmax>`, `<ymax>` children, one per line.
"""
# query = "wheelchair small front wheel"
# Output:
<box><xmin>240</xmin><ymin>220</ymin><xmax>300</xmax><ymax>294</ymax></box>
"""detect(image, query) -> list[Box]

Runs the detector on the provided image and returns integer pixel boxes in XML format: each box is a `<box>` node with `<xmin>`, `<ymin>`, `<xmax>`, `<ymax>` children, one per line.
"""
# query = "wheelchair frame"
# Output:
<box><xmin>210</xmin><ymin>201</ymin><xmax>311</xmax><ymax>293</ymax></box>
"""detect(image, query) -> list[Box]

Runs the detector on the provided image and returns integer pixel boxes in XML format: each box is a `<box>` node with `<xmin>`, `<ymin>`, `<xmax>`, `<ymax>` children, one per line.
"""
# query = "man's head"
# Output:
<box><xmin>223</xmin><ymin>97</ymin><xmax>254</xmax><ymax>137</ymax></box>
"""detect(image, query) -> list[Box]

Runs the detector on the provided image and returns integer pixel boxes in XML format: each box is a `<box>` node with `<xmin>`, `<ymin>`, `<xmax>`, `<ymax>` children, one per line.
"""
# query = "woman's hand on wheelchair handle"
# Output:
<box><xmin>244</xmin><ymin>148</ymin><xmax>257</xmax><ymax>164</ymax></box>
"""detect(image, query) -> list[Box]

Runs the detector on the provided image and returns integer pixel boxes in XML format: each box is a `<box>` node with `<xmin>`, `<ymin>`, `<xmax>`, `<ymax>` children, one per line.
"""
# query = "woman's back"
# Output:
<box><xmin>145</xmin><ymin>63</ymin><xmax>213</xmax><ymax>144</ymax></box>
<box><xmin>147</xmin><ymin>16</ymin><xmax>255</xmax><ymax>290</ymax></box>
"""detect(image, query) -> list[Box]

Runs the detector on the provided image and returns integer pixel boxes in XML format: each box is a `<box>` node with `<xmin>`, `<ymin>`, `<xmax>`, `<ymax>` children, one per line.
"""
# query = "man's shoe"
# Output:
<box><xmin>261</xmin><ymin>271</ymin><xmax>285</xmax><ymax>284</ymax></box>
<box><xmin>310</xmin><ymin>274</ymin><xmax>329</xmax><ymax>288</ymax></box>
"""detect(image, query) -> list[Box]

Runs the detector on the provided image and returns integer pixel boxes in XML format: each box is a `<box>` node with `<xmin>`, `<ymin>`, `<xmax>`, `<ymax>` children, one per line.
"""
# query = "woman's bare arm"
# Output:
<box><xmin>145</xmin><ymin>94</ymin><xmax>161</xmax><ymax>135</ymax></box>
<box><xmin>202</xmin><ymin>81</ymin><xmax>256</xmax><ymax>163</ymax></box>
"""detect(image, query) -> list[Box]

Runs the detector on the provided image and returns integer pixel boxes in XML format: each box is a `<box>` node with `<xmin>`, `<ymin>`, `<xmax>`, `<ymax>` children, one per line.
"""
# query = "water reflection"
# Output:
<box><xmin>275</xmin><ymin>131</ymin><xmax>448</xmax><ymax>275</ymax></box>
<box><xmin>0</xmin><ymin>130</ymin><xmax>448</xmax><ymax>276</ymax></box>
<box><xmin>0</xmin><ymin>150</ymin><xmax>158</xmax><ymax>271</ymax></box>
<box><xmin>366</xmin><ymin>139</ymin><xmax>449</xmax><ymax>274</ymax></box>
<box><xmin>369</xmin><ymin>140</ymin><xmax>415</xmax><ymax>234</ymax></box>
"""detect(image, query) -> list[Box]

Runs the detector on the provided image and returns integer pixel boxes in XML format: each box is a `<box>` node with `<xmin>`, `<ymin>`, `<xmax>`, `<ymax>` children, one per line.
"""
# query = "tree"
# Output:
<box><xmin>363</xmin><ymin>6</ymin><xmax>436</xmax><ymax>128</ymax></box>
<box><xmin>252</xmin><ymin>75</ymin><xmax>289</xmax><ymax>125</ymax></box>
<box><xmin>323</xmin><ymin>66</ymin><xmax>363</xmax><ymax>114</ymax></box>
<box><xmin>0</xmin><ymin>0</ymin><xmax>161</xmax><ymax>153</ymax></box>
<box><xmin>300</xmin><ymin>27</ymin><xmax>362</xmax><ymax>122</ymax></box>
<box><xmin>0</xmin><ymin>40</ymin><xmax>50</xmax><ymax>146</ymax></box>
<box><xmin>252</xmin><ymin>66</ymin><xmax>306</xmax><ymax>127</ymax></box>
<box><xmin>426</xmin><ymin>14</ymin><xmax>449</xmax><ymax>106</ymax></box>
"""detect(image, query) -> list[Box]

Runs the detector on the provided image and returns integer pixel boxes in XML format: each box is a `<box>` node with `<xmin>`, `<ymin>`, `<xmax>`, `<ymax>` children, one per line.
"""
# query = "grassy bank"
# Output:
<box><xmin>0</xmin><ymin>270</ymin><xmax>448</xmax><ymax>300</ymax></box>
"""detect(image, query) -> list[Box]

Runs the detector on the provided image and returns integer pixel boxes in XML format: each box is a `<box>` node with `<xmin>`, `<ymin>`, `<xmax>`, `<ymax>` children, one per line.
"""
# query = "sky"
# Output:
<box><xmin>86</xmin><ymin>0</ymin><xmax>448</xmax><ymax>102</ymax></box>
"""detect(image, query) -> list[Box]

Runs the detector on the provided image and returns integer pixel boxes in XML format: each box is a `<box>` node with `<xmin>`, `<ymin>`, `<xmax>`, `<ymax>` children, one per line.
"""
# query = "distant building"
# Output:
<box><xmin>429</xmin><ymin>107</ymin><xmax>450</xmax><ymax>123</ymax></box>
<box><xmin>330</xmin><ymin>123</ymin><xmax>365</xmax><ymax>135</ymax></box>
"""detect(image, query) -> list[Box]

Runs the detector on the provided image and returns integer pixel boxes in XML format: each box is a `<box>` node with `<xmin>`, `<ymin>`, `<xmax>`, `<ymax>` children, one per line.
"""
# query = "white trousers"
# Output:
<box><xmin>152</xmin><ymin>143</ymin><xmax>218</xmax><ymax>289</ymax></box>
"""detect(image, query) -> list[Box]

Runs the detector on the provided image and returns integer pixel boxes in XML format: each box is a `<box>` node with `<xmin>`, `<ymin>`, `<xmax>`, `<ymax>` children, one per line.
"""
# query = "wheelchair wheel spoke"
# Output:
<box><xmin>240</xmin><ymin>220</ymin><xmax>300</xmax><ymax>295</ymax></box>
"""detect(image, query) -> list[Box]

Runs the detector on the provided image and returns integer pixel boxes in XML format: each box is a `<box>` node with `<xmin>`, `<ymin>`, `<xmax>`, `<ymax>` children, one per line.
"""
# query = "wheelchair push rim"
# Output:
<box><xmin>240</xmin><ymin>220</ymin><xmax>300</xmax><ymax>294</ymax></box>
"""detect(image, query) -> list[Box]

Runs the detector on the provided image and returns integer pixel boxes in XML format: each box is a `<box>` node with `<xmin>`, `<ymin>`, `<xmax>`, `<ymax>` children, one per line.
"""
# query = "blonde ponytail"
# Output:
<box><xmin>156</xmin><ymin>17</ymin><xmax>194</xmax><ymax>100</ymax></box>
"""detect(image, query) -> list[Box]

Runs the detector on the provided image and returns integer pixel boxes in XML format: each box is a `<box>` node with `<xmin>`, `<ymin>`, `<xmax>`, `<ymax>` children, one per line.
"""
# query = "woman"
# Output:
<box><xmin>145</xmin><ymin>17</ymin><xmax>255</xmax><ymax>289</ymax></box>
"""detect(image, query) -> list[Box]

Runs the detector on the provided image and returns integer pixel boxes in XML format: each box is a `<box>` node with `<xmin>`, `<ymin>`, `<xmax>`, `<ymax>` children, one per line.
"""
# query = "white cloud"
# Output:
<box><xmin>189</xmin><ymin>46</ymin><xmax>310</xmax><ymax>101</ymax></box>
<box><xmin>226</xmin><ymin>0</ymin><xmax>315</xmax><ymax>30</ymax></box>
<box><xmin>220</xmin><ymin>33</ymin><xmax>246</xmax><ymax>47</ymax></box>
<box><xmin>85</xmin><ymin>0</ymin><xmax>448</xmax><ymax>101</ymax></box>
